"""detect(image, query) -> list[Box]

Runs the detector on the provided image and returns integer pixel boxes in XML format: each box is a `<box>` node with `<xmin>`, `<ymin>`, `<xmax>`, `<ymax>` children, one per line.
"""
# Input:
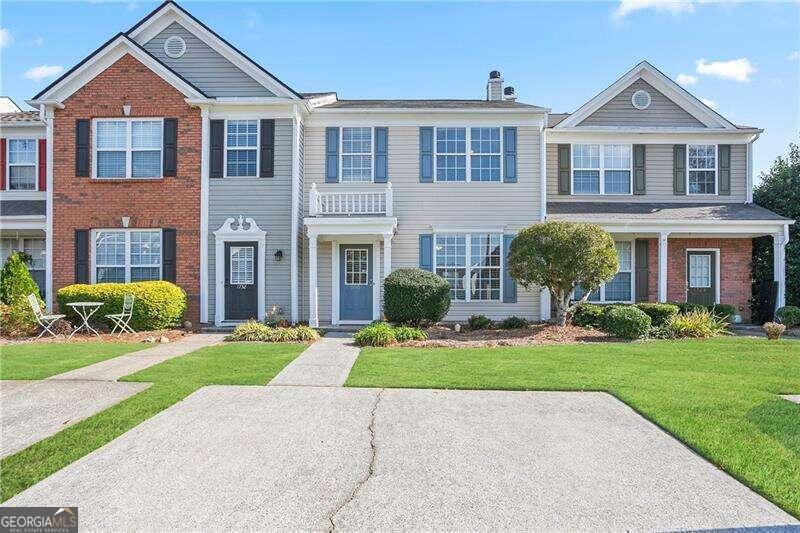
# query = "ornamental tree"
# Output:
<box><xmin>0</xmin><ymin>251</ymin><xmax>39</xmax><ymax>305</ymax></box>
<box><xmin>508</xmin><ymin>221</ymin><xmax>618</xmax><ymax>326</ymax></box>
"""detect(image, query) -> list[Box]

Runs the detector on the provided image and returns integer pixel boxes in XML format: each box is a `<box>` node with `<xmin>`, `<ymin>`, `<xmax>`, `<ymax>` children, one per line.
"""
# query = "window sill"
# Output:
<box><xmin>90</xmin><ymin>177</ymin><xmax>165</xmax><ymax>183</ymax></box>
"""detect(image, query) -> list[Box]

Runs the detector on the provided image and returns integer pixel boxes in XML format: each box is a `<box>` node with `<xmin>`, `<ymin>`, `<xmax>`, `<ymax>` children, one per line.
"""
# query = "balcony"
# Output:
<box><xmin>308</xmin><ymin>183</ymin><xmax>393</xmax><ymax>217</ymax></box>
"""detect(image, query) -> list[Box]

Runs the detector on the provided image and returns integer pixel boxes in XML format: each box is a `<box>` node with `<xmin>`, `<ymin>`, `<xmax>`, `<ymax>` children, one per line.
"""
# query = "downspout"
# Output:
<box><xmin>746</xmin><ymin>132</ymin><xmax>760</xmax><ymax>204</ymax></box>
<box><xmin>43</xmin><ymin>105</ymin><xmax>55</xmax><ymax>310</ymax></box>
<box><xmin>289</xmin><ymin>104</ymin><xmax>301</xmax><ymax>324</ymax></box>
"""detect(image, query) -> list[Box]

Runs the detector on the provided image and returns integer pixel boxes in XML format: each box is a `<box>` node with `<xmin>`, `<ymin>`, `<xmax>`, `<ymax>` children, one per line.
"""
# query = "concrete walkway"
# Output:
<box><xmin>268</xmin><ymin>332</ymin><xmax>359</xmax><ymax>387</ymax></box>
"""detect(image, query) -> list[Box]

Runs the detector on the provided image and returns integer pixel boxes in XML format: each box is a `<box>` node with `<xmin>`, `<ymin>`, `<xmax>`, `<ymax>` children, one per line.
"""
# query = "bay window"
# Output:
<box><xmin>94</xmin><ymin>119</ymin><xmax>163</xmax><ymax>179</ymax></box>
<box><xmin>225</xmin><ymin>120</ymin><xmax>258</xmax><ymax>177</ymax></box>
<box><xmin>341</xmin><ymin>127</ymin><xmax>372</xmax><ymax>182</ymax></box>
<box><xmin>434</xmin><ymin>233</ymin><xmax>502</xmax><ymax>301</ymax></box>
<box><xmin>94</xmin><ymin>230</ymin><xmax>162</xmax><ymax>283</ymax></box>
<box><xmin>572</xmin><ymin>144</ymin><xmax>631</xmax><ymax>195</ymax></box>
<box><xmin>7</xmin><ymin>139</ymin><xmax>38</xmax><ymax>190</ymax></box>
<box><xmin>688</xmin><ymin>144</ymin><xmax>717</xmax><ymax>195</ymax></box>
<box><xmin>573</xmin><ymin>241</ymin><xmax>634</xmax><ymax>303</ymax></box>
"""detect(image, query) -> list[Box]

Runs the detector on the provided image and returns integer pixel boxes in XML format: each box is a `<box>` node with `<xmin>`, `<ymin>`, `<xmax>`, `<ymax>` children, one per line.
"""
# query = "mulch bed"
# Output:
<box><xmin>1</xmin><ymin>329</ymin><xmax>189</xmax><ymax>346</ymax></box>
<box><xmin>399</xmin><ymin>324</ymin><xmax>614</xmax><ymax>348</ymax></box>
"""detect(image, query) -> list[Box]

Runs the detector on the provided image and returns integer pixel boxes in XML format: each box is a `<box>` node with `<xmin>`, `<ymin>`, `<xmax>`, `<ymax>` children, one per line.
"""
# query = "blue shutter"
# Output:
<box><xmin>325</xmin><ymin>127</ymin><xmax>339</xmax><ymax>183</ymax></box>
<box><xmin>374</xmin><ymin>127</ymin><xmax>388</xmax><ymax>183</ymax></box>
<box><xmin>419</xmin><ymin>234</ymin><xmax>433</xmax><ymax>271</ymax></box>
<box><xmin>503</xmin><ymin>234</ymin><xmax>517</xmax><ymax>303</ymax></box>
<box><xmin>503</xmin><ymin>127</ymin><xmax>517</xmax><ymax>183</ymax></box>
<box><xmin>419</xmin><ymin>127</ymin><xmax>433</xmax><ymax>182</ymax></box>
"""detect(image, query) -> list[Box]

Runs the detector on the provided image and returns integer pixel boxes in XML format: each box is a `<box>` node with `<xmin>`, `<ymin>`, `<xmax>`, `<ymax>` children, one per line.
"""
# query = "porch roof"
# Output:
<box><xmin>0</xmin><ymin>200</ymin><xmax>46</xmax><ymax>217</ymax></box>
<box><xmin>546</xmin><ymin>202</ymin><xmax>791</xmax><ymax>223</ymax></box>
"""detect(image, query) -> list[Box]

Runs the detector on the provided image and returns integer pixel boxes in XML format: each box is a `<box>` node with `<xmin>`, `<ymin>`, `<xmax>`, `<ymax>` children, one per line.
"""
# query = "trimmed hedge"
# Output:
<box><xmin>383</xmin><ymin>268</ymin><xmax>451</xmax><ymax>325</ymax></box>
<box><xmin>57</xmin><ymin>281</ymin><xmax>187</xmax><ymax>331</ymax></box>
<box><xmin>603</xmin><ymin>306</ymin><xmax>651</xmax><ymax>339</ymax></box>
<box><xmin>635</xmin><ymin>303</ymin><xmax>679</xmax><ymax>327</ymax></box>
<box><xmin>393</xmin><ymin>325</ymin><xmax>428</xmax><ymax>342</ymax></box>
<box><xmin>572</xmin><ymin>303</ymin><xmax>604</xmax><ymax>328</ymax></box>
<box><xmin>776</xmin><ymin>305</ymin><xmax>800</xmax><ymax>328</ymax></box>
<box><xmin>226</xmin><ymin>320</ymin><xmax>319</xmax><ymax>342</ymax></box>
<box><xmin>354</xmin><ymin>322</ymin><xmax>396</xmax><ymax>346</ymax></box>
<box><xmin>499</xmin><ymin>316</ymin><xmax>529</xmax><ymax>329</ymax></box>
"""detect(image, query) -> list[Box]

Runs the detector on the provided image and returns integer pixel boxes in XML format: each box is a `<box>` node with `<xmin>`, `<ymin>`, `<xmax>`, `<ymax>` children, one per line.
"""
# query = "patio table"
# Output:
<box><xmin>67</xmin><ymin>301</ymin><xmax>104</xmax><ymax>338</ymax></box>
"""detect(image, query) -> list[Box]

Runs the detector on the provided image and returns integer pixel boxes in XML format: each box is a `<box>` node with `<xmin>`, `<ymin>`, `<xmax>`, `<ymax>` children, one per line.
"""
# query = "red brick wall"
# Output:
<box><xmin>52</xmin><ymin>53</ymin><xmax>201</xmax><ymax>324</ymax></box>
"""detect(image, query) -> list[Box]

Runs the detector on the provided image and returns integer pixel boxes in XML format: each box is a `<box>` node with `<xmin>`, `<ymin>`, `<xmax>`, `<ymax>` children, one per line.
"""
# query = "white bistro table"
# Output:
<box><xmin>67</xmin><ymin>301</ymin><xmax>104</xmax><ymax>338</ymax></box>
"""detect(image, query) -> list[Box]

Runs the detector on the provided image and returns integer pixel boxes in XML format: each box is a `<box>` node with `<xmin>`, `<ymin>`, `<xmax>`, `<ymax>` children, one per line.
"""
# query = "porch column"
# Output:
<box><xmin>539</xmin><ymin>288</ymin><xmax>551</xmax><ymax>322</ymax></box>
<box><xmin>44</xmin><ymin>106</ymin><xmax>54</xmax><ymax>310</ymax></box>
<box><xmin>308</xmin><ymin>233</ymin><xmax>319</xmax><ymax>327</ymax></box>
<box><xmin>774</xmin><ymin>228</ymin><xmax>789</xmax><ymax>310</ymax></box>
<box><xmin>658</xmin><ymin>231</ymin><xmax>669</xmax><ymax>303</ymax></box>
<box><xmin>383</xmin><ymin>232</ymin><xmax>392</xmax><ymax>279</ymax></box>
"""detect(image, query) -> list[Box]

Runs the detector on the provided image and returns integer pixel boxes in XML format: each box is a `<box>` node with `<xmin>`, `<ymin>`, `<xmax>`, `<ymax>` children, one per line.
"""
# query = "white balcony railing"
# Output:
<box><xmin>308</xmin><ymin>182</ymin><xmax>393</xmax><ymax>217</ymax></box>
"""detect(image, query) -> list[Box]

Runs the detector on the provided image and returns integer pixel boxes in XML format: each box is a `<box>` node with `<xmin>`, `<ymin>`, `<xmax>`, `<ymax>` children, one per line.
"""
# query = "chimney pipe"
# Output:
<box><xmin>503</xmin><ymin>86</ymin><xmax>517</xmax><ymax>101</ymax></box>
<box><xmin>486</xmin><ymin>70</ymin><xmax>503</xmax><ymax>101</ymax></box>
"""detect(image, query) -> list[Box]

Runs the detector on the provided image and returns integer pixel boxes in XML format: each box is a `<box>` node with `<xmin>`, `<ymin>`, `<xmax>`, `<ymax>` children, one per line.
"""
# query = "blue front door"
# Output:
<box><xmin>340</xmin><ymin>245</ymin><xmax>373</xmax><ymax>321</ymax></box>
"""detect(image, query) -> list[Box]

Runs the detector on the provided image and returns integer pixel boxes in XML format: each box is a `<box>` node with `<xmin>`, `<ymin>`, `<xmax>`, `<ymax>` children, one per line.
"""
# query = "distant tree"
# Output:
<box><xmin>0</xmin><ymin>251</ymin><xmax>39</xmax><ymax>305</ymax></box>
<box><xmin>508</xmin><ymin>221</ymin><xmax>618</xmax><ymax>326</ymax></box>
<box><xmin>752</xmin><ymin>142</ymin><xmax>800</xmax><ymax>321</ymax></box>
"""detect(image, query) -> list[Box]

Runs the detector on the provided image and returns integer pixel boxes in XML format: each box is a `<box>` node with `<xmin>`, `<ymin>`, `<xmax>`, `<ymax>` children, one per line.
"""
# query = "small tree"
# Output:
<box><xmin>508</xmin><ymin>221</ymin><xmax>618</xmax><ymax>326</ymax></box>
<box><xmin>0</xmin><ymin>251</ymin><xmax>40</xmax><ymax>305</ymax></box>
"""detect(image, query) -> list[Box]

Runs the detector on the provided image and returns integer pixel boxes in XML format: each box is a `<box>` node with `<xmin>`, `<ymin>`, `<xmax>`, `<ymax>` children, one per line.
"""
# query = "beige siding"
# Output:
<box><xmin>302</xmin><ymin>124</ymin><xmax>543</xmax><ymax>322</ymax></box>
<box><xmin>546</xmin><ymin>143</ymin><xmax>747</xmax><ymax>203</ymax></box>
<box><xmin>579</xmin><ymin>79</ymin><xmax>705</xmax><ymax>128</ymax></box>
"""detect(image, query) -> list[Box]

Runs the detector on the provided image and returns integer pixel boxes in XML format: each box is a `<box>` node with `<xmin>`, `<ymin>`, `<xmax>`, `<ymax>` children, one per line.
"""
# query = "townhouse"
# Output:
<box><xmin>1</xmin><ymin>0</ymin><xmax>791</xmax><ymax>327</ymax></box>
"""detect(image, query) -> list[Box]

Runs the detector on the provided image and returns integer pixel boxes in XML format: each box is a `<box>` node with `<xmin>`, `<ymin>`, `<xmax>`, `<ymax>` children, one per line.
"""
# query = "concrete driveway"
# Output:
<box><xmin>5</xmin><ymin>386</ymin><xmax>796</xmax><ymax>531</ymax></box>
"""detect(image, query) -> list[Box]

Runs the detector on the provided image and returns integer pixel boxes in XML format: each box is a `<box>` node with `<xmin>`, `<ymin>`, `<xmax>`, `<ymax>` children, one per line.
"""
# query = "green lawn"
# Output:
<box><xmin>0</xmin><ymin>342</ymin><xmax>305</xmax><ymax>502</ymax></box>
<box><xmin>0</xmin><ymin>342</ymin><xmax>144</xmax><ymax>380</ymax></box>
<box><xmin>346</xmin><ymin>337</ymin><xmax>800</xmax><ymax>517</ymax></box>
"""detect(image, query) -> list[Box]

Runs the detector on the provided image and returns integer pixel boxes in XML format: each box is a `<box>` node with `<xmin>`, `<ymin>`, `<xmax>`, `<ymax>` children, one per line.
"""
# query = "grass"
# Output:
<box><xmin>0</xmin><ymin>342</ymin><xmax>144</xmax><ymax>380</ymax></box>
<box><xmin>0</xmin><ymin>342</ymin><xmax>305</xmax><ymax>502</ymax></box>
<box><xmin>346</xmin><ymin>337</ymin><xmax>800</xmax><ymax>517</ymax></box>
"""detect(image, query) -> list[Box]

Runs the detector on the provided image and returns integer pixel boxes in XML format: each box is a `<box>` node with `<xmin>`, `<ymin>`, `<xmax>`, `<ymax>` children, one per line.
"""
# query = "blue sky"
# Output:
<box><xmin>2</xmin><ymin>0</ymin><xmax>798</xmax><ymax>178</ymax></box>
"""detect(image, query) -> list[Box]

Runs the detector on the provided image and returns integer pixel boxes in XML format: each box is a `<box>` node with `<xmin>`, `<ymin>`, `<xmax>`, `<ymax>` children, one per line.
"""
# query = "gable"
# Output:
<box><xmin>578</xmin><ymin>79</ymin><xmax>705</xmax><ymax>128</ymax></box>
<box><xmin>142</xmin><ymin>22</ymin><xmax>274</xmax><ymax>98</ymax></box>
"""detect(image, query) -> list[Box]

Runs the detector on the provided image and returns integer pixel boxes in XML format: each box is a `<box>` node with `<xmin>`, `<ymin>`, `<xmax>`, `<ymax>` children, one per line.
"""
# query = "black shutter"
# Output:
<box><xmin>162</xmin><ymin>228</ymin><xmax>177</xmax><ymax>282</ymax></box>
<box><xmin>260</xmin><ymin>119</ymin><xmax>275</xmax><ymax>178</ymax></box>
<box><xmin>163</xmin><ymin>118</ymin><xmax>177</xmax><ymax>177</ymax></box>
<box><xmin>635</xmin><ymin>239</ymin><xmax>649</xmax><ymax>302</ymax></box>
<box><xmin>210</xmin><ymin>120</ymin><xmax>224</xmax><ymax>179</ymax></box>
<box><xmin>75</xmin><ymin>119</ymin><xmax>89</xmax><ymax>177</ymax></box>
<box><xmin>75</xmin><ymin>229</ymin><xmax>89</xmax><ymax>283</ymax></box>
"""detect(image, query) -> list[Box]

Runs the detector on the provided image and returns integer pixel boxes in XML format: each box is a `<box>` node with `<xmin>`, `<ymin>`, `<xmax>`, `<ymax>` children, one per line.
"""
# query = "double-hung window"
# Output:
<box><xmin>434</xmin><ymin>127</ymin><xmax>503</xmax><ymax>182</ymax></box>
<box><xmin>470</xmin><ymin>127</ymin><xmax>501</xmax><ymax>181</ymax></box>
<box><xmin>341</xmin><ymin>127</ymin><xmax>373</xmax><ymax>182</ymax></box>
<box><xmin>573</xmin><ymin>241</ymin><xmax>634</xmax><ymax>303</ymax></box>
<box><xmin>435</xmin><ymin>128</ymin><xmax>467</xmax><ymax>181</ymax></box>
<box><xmin>94</xmin><ymin>119</ymin><xmax>163</xmax><ymax>179</ymax></box>
<box><xmin>572</xmin><ymin>144</ymin><xmax>631</xmax><ymax>195</ymax></box>
<box><xmin>434</xmin><ymin>233</ymin><xmax>502</xmax><ymax>301</ymax></box>
<box><xmin>225</xmin><ymin>120</ymin><xmax>258</xmax><ymax>177</ymax></box>
<box><xmin>94</xmin><ymin>229</ymin><xmax>162</xmax><ymax>283</ymax></box>
<box><xmin>7</xmin><ymin>139</ymin><xmax>38</xmax><ymax>190</ymax></box>
<box><xmin>688</xmin><ymin>144</ymin><xmax>717</xmax><ymax>195</ymax></box>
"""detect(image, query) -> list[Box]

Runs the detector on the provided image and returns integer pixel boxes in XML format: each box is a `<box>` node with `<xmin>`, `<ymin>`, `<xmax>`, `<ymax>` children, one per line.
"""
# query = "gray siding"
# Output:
<box><xmin>208</xmin><ymin>119</ymin><xmax>293</xmax><ymax>321</ymax></box>
<box><xmin>546</xmin><ymin>143</ymin><xmax>748</xmax><ymax>203</ymax></box>
<box><xmin>579</xmin><ymin>79</ymin><xmax>705</xmax><ymax>128</ymax></box>
<box><xmin>143</xmin><ymin>22</ymin><xmax>274</xmax><ymax>98</ymax></box>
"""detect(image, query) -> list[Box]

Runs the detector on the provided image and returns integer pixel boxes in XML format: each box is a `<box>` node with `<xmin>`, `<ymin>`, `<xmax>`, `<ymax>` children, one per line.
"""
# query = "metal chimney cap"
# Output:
<box><xmin>504</xmin><ymin>86</ymin><xmax>515</xmax><ymax>95</ymax></box>
<box><xmin>489</xmin><ymin>70</ymin><xmax>501</xmax><ymax>79</ymax></box>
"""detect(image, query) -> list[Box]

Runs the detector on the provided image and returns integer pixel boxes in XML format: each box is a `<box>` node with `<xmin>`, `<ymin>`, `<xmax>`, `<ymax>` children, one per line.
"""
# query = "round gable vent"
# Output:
<box><xmin>631</xmin><ymin>89</ymin><xmax>652</xmax><ymax>110</ymax></box>
<box><xmin>164</xmin><ymin>36</ymin><xmax>186</xmax><ymax>59</ymax></box>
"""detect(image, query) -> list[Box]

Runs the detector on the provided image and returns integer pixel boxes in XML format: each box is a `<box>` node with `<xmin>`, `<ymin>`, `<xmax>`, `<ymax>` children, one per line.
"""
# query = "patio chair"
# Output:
<box><xmin>107</xmin><ymin>294</ymin><xmax>135</xmax><ymax>336</ymax></box>
<box><xmin>27</xmin><ymin>293</ymin><xmax>66</xmax><ymax>339</ymax></box>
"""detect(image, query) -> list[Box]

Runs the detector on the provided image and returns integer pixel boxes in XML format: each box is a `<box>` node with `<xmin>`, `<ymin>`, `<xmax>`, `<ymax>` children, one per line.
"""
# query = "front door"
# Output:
<box><xmin>340</xmin><ymin>245</ymin><xmax>373</xmax><ymax>321</ymax></box>
<box><xmin>686</xmin><ymin>251</ymin><xmax>715</xmax><ymax>305</ymax></box>
<box><xmin>225</xmin><ymin>242</ymin><xmax>258</xmax><ymax>321</ymax></box>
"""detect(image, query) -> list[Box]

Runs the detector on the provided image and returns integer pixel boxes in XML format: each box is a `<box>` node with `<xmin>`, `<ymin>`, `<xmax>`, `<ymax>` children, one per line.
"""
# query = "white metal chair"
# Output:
<box><xmin>106</xmin><ymin>294</ymin><xmax>135</xmax><ymax>336</ymax></box>
<box><xmin>27</xmin><ymin>293</ymin><xmax>66</xmax><ymax>339</ymax></box>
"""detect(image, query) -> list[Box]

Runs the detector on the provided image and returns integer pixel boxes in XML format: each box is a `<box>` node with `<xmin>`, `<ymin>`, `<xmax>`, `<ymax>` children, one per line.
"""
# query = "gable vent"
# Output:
<box><xmin>164</xmin><ymin>36</ymin><xmax>186</xmax><ymax>59</ymax></box>
<box><xmin>631</xmin><ymin>89</ymin><xmax>652</xmax><ymax>110</ymax></box>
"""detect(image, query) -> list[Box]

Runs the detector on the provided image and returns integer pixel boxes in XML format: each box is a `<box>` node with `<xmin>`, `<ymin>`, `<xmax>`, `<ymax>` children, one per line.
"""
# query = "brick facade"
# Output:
<box><xmin>52</xmin><ymin>53</ymin><xmax>201</xmax><ymax>324</ymax></box>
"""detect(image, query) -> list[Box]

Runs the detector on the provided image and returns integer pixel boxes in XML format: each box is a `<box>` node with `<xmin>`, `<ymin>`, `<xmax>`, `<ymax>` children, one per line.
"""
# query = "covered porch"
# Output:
<box><xmin>1</xmin><ymin>200</ymin><xmax>47</xmax><ymax>300</ymax></box>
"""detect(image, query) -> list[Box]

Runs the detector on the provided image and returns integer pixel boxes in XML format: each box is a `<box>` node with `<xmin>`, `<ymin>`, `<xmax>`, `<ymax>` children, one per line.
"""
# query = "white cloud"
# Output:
<box><xmin>23</xmin><ymin>36</ymin><xmax>44</xmax><ymax>47</ymax></box>
<box><xmin>789</xmin><ymin>51</ymin><xmax>800</xmax><ymax>61</ymax></box>
<box><xmin>23</xmin><ymin>64</ymin><xmax>64</xmax><ymax>81</ymax></box>
<box><xmin>0</xmin><ymin>28</ymin><xmax>12</xmax><ymax>48</ymax></box>
<box><xmin>700</xmin><ymin>97</ymin><xmax>716</xmax><ymax>109</ymax></box>
<box><xmin>695</xmin><ymin>58</ymin><xmax>755</xmax><ymax>82</ymax></box>
<box><xmin>613</xmin><ymin>0</ymin><xmax>695</xmax><ymax>19</ymax></box>
<box><xmin>676</xmin><ymin>73</ymin><xmax>698</xmax><ymax>86</ymax></box>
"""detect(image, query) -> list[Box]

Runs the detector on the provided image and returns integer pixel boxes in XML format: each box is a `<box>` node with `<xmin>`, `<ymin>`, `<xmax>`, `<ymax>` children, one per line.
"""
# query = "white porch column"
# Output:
<box><xmin>44</xmin><ymin>105</ymin><xmax>54</xmax><ymax>310</ymax></box>
<box><xmin>658</xmin><ymin>231</ymin><xmax>669</xmax><ymax>303</ymax></box>
<box><xmin>383</xmin><ymin>232</ymin><xmax>392</xmax><ymax>279</ymax></box>
<box><xmin>308</xmin><ymin>233</ymin><xmax>319</xmax><ymax>327</ymax></box>
<box><xmin>539</xmin><ymin>288</ymin><xmax>551</xmax><ymax>322</ymax></box>
<box><xmin>774</xmin><ymin>227</ymin><xmax>789</xmax><ymax>310</ymax></box>
<box><xmin>199</xmin><ymin>107</ymin><xmax>209</xmax><ymax>324</ymax></box>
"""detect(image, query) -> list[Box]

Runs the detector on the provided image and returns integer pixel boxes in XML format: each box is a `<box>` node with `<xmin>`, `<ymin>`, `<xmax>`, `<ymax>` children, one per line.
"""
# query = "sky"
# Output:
<box><xmin>1</xmin><ymin>0</ymin><xmax>798</xmax><ymax>179</ymax></box>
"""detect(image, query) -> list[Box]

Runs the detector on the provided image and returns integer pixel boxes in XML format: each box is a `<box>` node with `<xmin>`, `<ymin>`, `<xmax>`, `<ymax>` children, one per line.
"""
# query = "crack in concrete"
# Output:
<box><xmin>326</xmin><ymin>388</ymin><xmax>383</xmax><ymax>532</ymax></box>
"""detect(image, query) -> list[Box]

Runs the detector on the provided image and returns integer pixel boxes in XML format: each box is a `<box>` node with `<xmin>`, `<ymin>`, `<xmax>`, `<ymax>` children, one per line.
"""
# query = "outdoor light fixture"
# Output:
<box><xmin>274</xmin><ymin>250</ymin><xmax>283</xmax><ymax>262</ymax></box>
<box><xmin>122</xmin><ymin>104</ymin><xmax>131</xmax><ymax>116</ymax></box>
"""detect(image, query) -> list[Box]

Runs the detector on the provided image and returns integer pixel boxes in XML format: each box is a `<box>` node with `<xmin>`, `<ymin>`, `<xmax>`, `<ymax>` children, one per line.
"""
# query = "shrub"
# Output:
<box><xmin>56</xmin><ymin>281</ymin><xmax>187</xmax><ymax>331</ymax></box>
<box><xmin>393</xmin><ymin>325</ymin><xmax>427</xmax><ymax>342</ymax></box>
<box><xmin>0</xmin><ymin>300</ymin><xmax>39</xmax><ymax>338</ymax></box>
<box><xmin>670</xmin><ymin>302</ymin><xmax>707</xmax><ymax>315</ymax></box>
<box><xmin>227</xmin><ymin>320</ymin><xmax>320</xmax><ymax>342</ymax></box>
<box><xmin>602</xmin><ymin>306</ymin><xmax>651</xmax><ymax>339</ymax></box>
<box><xmin>776</xmin><ymin>306</ymin><xmax>800</xmax><ymax>328</ymax></box>
<box><xmin>292</xmin><ymin>325</ymin><xmax>321</xmax><ymax>341</ymax></box>
<box><xmin>353</xmin><ymin>322</ymin><xmax>396</xmax><ymax>347</ymax></box>
<box><xmin>667</xmin><ymin>309</ymin><xmax>729</xmax><ymax>339</ymax></box>
<box><xmin>499</xmin><ymin>316</ymin><xmax>529</xmax><ymax>329</ymax></box>
<box><xmin>383</xmin><ymin>268</ymin><xmax>451</xmax><ymax>325</ymax></box>
<box><xmin>467</xmin><ymin>314</ymin><xmax>493</xmax><ymax>330</ymax></box>
<box><xmin>227</xmin><ymin>320</ymin><xmax>270</xmax><ymax>341</ymax></box>
<box><xmin>648</xmin><ymin>325</ymin><xmax>675</xmax><ymax>340</ymax></box>
<box><xmin>635</xmin><ymin>303</ymin><xmax>679</xmax><ymax>327</ymax></box>
<box><xmin>571</xmin><ymin>303</ymin><xmax>604</xmax><ymax>328</ymax></box>
<box><xmin>708</xmin><ymin>304</ymin><xmax>737</xmax><ymax>323</ymax></box>
<box><xmin>763</xmin><ymin>322</ymin><xmax>786</xmax><ymax>340</ymax></box>
<box><xmin>599</xmin><ymin>304</ymin><xmax>629</xmax><ymax>329</ymax></box>
<box><xmin>0</xmin><ymin>252</ymin><xmax>40</xmax><ymax>304</ymax></box>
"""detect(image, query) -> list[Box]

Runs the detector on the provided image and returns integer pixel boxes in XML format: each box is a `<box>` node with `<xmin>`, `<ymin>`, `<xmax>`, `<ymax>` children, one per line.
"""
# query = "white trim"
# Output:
<box><xmin>540</xmin><ymin>121</ymin><xmax>547</xmax><ymax>222</ymax></box>
<box><xmin>304</xmin><ymin>216</ymin><xmax>398</xmax><ymax>238</ymax></box>
<box><xmin>774</xmin><ymin>227</ymin><xmax>789</xmax><ymax>310</ymax></box>
<box><xmin>90</xmin><ymin>228</ymin><xmax>163</xmax><ymax>284</ymax></box>
<box><xmin>746</xmin><ymin>134</ymin><xmax>759</xmax><ymax>204</ymax></box>
<box><xmin>658</xmin><ymin>231</ymin><xmax>669</xmax><ymax>303</ymax></box>
<box><xmin>222</xmin><ymin>119</ymin><xmax>260</xmax><ymax>178</ymax></box>
<box><xmin>686</xmin><ymin>144</ymin><xmax>718</xmax><ymax>196</ymax></box>
<box><xmin>631</xmin><ymin>89</ymin><xmax>651</xmax><ymax>110</ymax></box>
<box><xmin>546</xmin><ymin>129</ymin><xmax>757</xmax><ymax>145</ymax></box>
<box><xmin>44</xmin><ymin>107</ymin><xmax>54</xmax><ymax>309</ymax></box>
<box><xmin>309</xmin><ymin>235</ymin><xmax>318</xmax><ymax>327</ymax></box>
<box><xmin>212</xmin><ymin>216</ymin><xmax>267</xmax><ymax>326</ymax></box>
<box><xmin>372</xmin><ymin>240</ymin><xmax>381</xmax><ymax>321</ymax></box>
<box><xmin>685</xmin><ymin>248</ymin><xmax>720</xmax><ymax>304</ymax></box>
<box><xmin>5</xmin><ymin>138</ymin><xmax>39</xmax><ymax>192</ymax></box>
<box><xmin>92</xmin><ymin>117</ymin><xmax>164</xmax><ymax>180</ymax></box>
<box><xmin>331</xmin><ymin>242</ymin><xmax>378</xmax><ymax>325</ymax></box>
<box><xmin>339</xmin><ymin>126</ymin><xmax>374</xmax><ymax>183</ymax></box>
<box><xmin>539</xmin><ymin>288</ymin><xmax>551</xmax><ymax>322</ymax></box>
<box><xmin>290</xmin><ymin>107</ymin><xmax>301</xmax><ymax>324</ymax></box>
<box><xmin>432</xmin><ymin>232</ymin><xmax>504</xmax><ymax>303</ymax></box>
<box><xmin>199</xmin><ymin>107</ymin><xmax>209</xmax><ymax>323</ymax></box>
<box><xmin>0</xmin><ymin>216</ymin><xmax>46</xmax><ymax>230</ymax></box>
<box><xmin>570</xmin><ymin>143</ymin><xmax>633</xmax><ymax>196</ymax></box>
<box><xmin>163</xmin><ymin>35</ymin><xmax>186</xmax><ymax>59</ymax></box>
<box><xmin>431</xmin><ymin>126</ymin><xmax>505</xmax><ymax>183</ymax></box>
<box><xmin>331</xmin><ymin>240</ymin><xmax>339</xmax><ymax>326</ymax></box>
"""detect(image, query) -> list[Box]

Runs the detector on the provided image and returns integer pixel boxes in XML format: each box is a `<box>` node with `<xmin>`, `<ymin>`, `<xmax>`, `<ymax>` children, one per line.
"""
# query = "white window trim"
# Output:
<box><xmin>574</xmin><ymin>239</ymin><xmax>636</xmax><ymax>304</ymax></box>
<box><xmin>571</xmin><ymin>143</ymin><xmax>633</xmax><ymax>196</ymax></box>
<box><xmin>339</xmin><ymin>126</ymin><xmax>374</xmax><ymax>183</ymax></box>
<box><xmin>223</xmin><ymin>119</ymin><xmax>260</xmax><ymax>178</ymax></box>
<box><xmin>685</xmin><ymin>248</ymin><xmax>721</xmax><ymax>304</ymax></box>
<box><xmin>433</xmin><ymin>232</ymin><xmax>504</xmax><ymax>303</ymax></box>
<box><xmin>90</xmin><ymin>228</ymin><xmax>163</xmax><ymax>283</ymax></box>
<box><xmin>0</xmin><ymin>236</ymin><xmax>46</xmax><ymax>274</ymax></box>
<box><xmin>92</xmin><ymin>118</ymin><xmax>164</xmax><ymax>180</ymax></box>
<box><xmin>686</xmin><ymin>143</ymin><xmax>718</xmax><ymax>196</ymax></box>
<box><xmin>6</xmin><ymin>138</ymin><xmax>39</xmax><ymax>191</ymax></box>
<box><xmin>433</xmin><ymin>127</ymin><xmax>504</xmax><ymax>183</ymax></box>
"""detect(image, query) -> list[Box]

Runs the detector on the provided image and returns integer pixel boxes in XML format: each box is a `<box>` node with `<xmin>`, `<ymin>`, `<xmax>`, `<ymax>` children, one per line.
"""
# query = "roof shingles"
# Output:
<box><xmin>547</xmin><ymin>202</ymin><xmax>790</xmax><ymax>222</ymax></box>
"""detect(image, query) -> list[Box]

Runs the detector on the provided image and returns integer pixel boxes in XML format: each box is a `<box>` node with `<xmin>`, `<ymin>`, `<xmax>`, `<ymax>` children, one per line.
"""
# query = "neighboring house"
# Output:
<box><xmin>17</xmin><ymin>0</ymin><xmax>791</xmax><ymax>326</ymax></box>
